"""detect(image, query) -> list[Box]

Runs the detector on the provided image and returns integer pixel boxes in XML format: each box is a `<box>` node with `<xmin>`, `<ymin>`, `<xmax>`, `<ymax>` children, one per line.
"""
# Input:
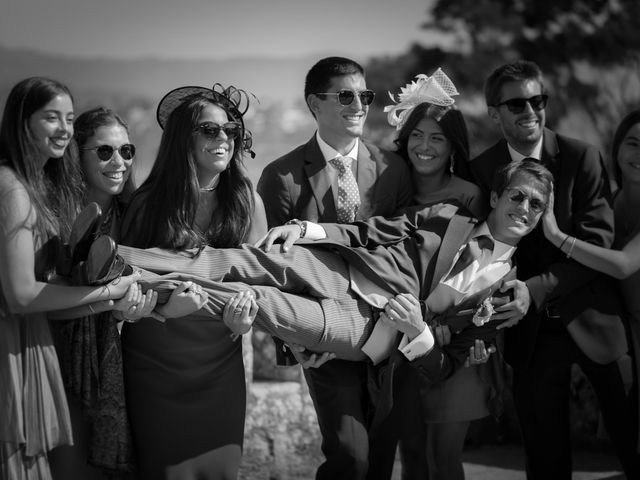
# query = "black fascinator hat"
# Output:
<box><xmin>156</xmin><ymin>83</ymin><xmax>257</xmax><ymax>158</ymax></box>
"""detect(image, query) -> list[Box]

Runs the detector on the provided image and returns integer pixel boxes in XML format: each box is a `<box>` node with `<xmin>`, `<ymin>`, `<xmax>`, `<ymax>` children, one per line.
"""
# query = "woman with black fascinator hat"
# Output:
<box><xmin>119</xmin><ymin>83</ymin><xmax>267</xmax><ymax>479</ymax></box>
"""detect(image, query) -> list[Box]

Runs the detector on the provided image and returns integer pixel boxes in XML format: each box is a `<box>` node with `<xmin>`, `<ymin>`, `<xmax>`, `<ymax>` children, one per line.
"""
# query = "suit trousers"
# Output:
<box><xmin>512</xmin><ymin>328</ymin><xmax>639</xmax><ymax>480</ymax></box>
<box><xmin>119</xmin><ymin>244</ymin><xmax>375</xmax><ymax>361</ymax></box>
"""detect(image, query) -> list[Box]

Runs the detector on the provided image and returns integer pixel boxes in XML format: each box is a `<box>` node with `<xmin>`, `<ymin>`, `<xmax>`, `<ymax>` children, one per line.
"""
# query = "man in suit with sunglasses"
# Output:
<box><xmin>256</xmin><ymin>56</ymin><xmax>411</xmax><ymax>480</ymax></box>
<box><xmin>466</xmin><ymin>60</ymin><xmax>639</xmax><ymax>479</ymax></box>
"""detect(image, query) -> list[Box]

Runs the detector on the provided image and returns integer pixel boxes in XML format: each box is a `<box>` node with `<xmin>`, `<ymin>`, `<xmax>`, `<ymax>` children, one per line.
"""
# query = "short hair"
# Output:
<box><xmin>74</xmin><ymin>106</ymin><xmax>129</xmax><ymax>149</ymax></box>
<box><xmin>611</xmin><ymin>109</ymin><xmax>640</xmax><ymax>187</ymax></box>
<box><xmin>491</xmin><ymin>158</ymin><xmax>553</xmax><ymax>200</ymax></box>
<box><xmin>304</xmin><ymin>56</ymin><xmax>365</xmax><ymax>115</ymax></box>
<box><xmin>484</xmin><ymin>60</ymin><xmax>545</xmax><ymax>107</ymax></box>
<box><xmin>394</xmin><ymin>103</ymin><xmax>470</xmax><ymax>167</ymax></box>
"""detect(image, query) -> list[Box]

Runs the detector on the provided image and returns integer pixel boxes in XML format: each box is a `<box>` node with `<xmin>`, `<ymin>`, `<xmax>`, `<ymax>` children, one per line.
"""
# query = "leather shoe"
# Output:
<box><xmin>69</xmin><ymin>202</ymin><xmax>103</xmax><ymax>267</ymax></box>
<box><xmin>75</xmin><ymin>235</ymin><xmax>132</xmax><ymax>286</ymax></box>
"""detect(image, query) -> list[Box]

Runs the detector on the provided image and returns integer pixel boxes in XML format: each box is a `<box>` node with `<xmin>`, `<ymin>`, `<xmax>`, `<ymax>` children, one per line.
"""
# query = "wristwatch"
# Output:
<box><xmin>285</xmin><ymin>218</ymin><xmax>307</xmax><ymax>238</ymax></box>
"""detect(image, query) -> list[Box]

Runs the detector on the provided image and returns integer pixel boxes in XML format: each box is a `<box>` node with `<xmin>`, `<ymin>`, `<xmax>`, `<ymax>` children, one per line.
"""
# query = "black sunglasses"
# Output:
<box><xmin>504</xmin><ymin>187</ymin><xmax>547</xmax><ymax>213</ymax></box>
<box><xmin>315</xmin><ymin>89</ymin><xmax>376</xmax><ymax>106</ymax></box>
<box><xmin>194</xmin><ymin>122</ymin><xmax>242</xmax><ymax>140</ymax></box>
<box><xmin>494</xmin><ymin>94</ymin><xmax>548</xmax><ymax>114</ymax></box>
<box><xmin>81</xmin><ymin>144</ymin><xmax>136</xmax><ymax>161</ymax></box>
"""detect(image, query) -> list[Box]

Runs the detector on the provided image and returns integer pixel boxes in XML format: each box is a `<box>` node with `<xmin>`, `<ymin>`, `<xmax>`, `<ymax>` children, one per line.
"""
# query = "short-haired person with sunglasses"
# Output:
<box><xmin>257</xmin><ymin>56</ymin><xmax>412</xmax><ymax>480</ymax></box>
<box><xmin>466</xmin><ymin>60</ymin><xmax>640</xmax><ymax>478</ymax></box>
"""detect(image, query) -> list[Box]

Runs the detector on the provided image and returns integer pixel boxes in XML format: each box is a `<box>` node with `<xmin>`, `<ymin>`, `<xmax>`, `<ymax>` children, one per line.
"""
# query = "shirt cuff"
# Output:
<box><xmin>304</xmin><ymin>221</ymin><xmax>327</xmax><ymax>240</ymax></box>
<box><xmin>399</xmin><ymin>326</ymin><xmax>434</xmax><ymax>361</ymax></box>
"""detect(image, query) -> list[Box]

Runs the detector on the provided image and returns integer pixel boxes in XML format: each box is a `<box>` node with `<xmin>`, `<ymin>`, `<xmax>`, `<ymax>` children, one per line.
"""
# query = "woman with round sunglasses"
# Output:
<box><xmin>0</xmin><ymin>78</ymin><xmax>142</xmax><ymax>479</ymax></box>
<box><xmin>118</xmin><ymin>83</ymin><xmax>267</xmax><ymax>480</ymax></box>
<box><xmin>46</xmin><ymin>106</ymin><xmax>168</xmax><ymax>479</ymax></box>
<box><xmin>385</xmin><ymin>70</ymin><xmax>504</xmax><ymax>480</ymax></box>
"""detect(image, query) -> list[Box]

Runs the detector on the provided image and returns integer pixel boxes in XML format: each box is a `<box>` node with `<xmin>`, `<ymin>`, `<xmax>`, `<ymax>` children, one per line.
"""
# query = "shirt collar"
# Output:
<box><xmin>316</xmin><ymin>131</ymin><xmax>359</xmax><ymax>163</ymax></box>
<box><xmin>470</xmin><ymin>221</ymin><xmax>516</xmax><ymax>263</ymax></box>
<box><xmin>507</xmin><ymin>135</ymin><xmax>543</xmax><ymax>162</ymax></box>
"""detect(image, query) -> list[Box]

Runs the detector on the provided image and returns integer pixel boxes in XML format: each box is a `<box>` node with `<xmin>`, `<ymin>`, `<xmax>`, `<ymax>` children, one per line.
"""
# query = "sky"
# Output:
<box><xmin>1</xmin><ymin>0</ymin><xmax>438</xmax><ymax>60</ymax></box>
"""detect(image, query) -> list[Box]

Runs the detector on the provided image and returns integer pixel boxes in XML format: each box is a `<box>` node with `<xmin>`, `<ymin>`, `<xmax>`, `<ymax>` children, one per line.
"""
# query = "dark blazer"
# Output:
<box><xmin>320</xmin><ymin>202</ymin><xmax>509</xmax><ymax>380</ymax></box>
<box><xmin>469</xmin><ymin>128</ymin><xmax>627</xmax><ymax>369</ymax></box>
<box><xmin>257</xmin><ymin>135</ymin><xmax>412</xmax><ymax>226</ymax></box>
<box><xmin>257</xmin><ymin>134</ymin><xmax>412</xmax><ymax>364</ymax></box>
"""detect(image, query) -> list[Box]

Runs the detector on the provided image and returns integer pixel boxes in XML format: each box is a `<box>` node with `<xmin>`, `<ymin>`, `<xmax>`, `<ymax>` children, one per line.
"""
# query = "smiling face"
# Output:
<box><xmin>488</xmin><ymin>79</ymin><xmax>545</xmax><ymax>153</ymax></box>
<box><xmin>81</xmin><ymin>124</ymin><xmax>133</xmax><ymax>206</ymax></box>
<box><xmin>28</xmin><ymin>93</ymin><xmax>74</xmax><ymax>162</ymax></box>
<box><xmin>488</xmin><ymin>172</ymin><xmax>548</xmax><ymax>245</ymax></box>
<box><xmin>617</xmin><ymin>121</ymin><xmax>640</xmax><ymax>186</ymax></box>
<box><xmin>309</xmin><ymin>73</ymin><xmax>368</xmax><ymax>148</ymax></box>
<box><xmin>406</xmin><ymin>117</ymin><xmax>452</xmax><ymax>177</ymax></box>
<box><xmin>192</xmin><ymin>103</ymin><xmax>235</xmax><ymax>187</ymax></box>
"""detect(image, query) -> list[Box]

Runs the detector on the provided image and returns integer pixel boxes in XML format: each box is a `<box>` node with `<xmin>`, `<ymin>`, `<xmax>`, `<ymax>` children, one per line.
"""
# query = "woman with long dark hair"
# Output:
<box><xmin>385</xmin><ymin>70</ymin><xmax>499</xmax><ymax>480</ymax></box>
<box><xmin>119</xmin><ymin>83</ymin><xmax>267</xmax><ymax>479</ymax></box>
<box><xmin>0</xmin><ymin>77</ymin><xmax>140</xmax><ymax>479</ymax></box>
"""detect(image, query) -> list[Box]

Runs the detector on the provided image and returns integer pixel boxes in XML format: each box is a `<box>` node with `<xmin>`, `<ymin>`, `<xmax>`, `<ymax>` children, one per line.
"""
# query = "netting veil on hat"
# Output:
<box><xmin>156</xmin><ymin>83</ymin><xmax>257</xmax><ymax>157</ymax></box>
<box><xmin>384</xmin><ymin>68</ymin><xmax>459</xmax><ymax>130</ymax></box>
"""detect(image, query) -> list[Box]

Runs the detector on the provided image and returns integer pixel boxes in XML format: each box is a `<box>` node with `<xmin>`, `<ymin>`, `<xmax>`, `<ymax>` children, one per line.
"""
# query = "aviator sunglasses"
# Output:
<box><xmin>194</xmin><ymin>122</ymin><xmax>242</xmax><ymax>140</ymax></box>
<box><xmin>504</xmin><ymin>187</ymin><xmax>547</xmax><ymax>213</ymax></box>
<box><xmin>81</xmin><ymin>144</ymin><xmax>136</xmax><ymax>161</ymax></box>
<box><xmin>315</xmin><ymin>89</ymin><xmax>376</xmax><ymax>106</ymax></box>
<box><xmin>494</xmin><ymin>94</ymin><xmax>548</xmax><ymax>114</ymax></box>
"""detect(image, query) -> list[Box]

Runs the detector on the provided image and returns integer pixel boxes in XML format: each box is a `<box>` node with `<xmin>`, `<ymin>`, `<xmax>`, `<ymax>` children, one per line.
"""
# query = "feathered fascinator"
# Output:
<box><xmin>384</xmin><ymin>68</ymin><xmax>459</xmax><ymax>130</ymax></box>
<box><xmin>156</xmin><ymin>83</ymin><xmax>257</xmax><ymax>158</ymax></box>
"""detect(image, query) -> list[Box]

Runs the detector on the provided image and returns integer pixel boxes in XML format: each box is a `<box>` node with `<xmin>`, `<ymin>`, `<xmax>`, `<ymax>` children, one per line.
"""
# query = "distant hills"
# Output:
<box><xmin>0</xmin><ymin>45</ymin><xmax>322</xmax><ymax>105</ymax></box>
<box><xmin>0</xmin><ymin>45</ymin><xmax>326</xmax><ymax>184</ymax></box>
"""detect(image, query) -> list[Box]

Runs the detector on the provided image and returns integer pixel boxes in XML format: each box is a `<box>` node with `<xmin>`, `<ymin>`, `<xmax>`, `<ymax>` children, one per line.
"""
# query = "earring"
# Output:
<box><xmin>449</xmin><ymin>154</ymin><xmax>455</xmax><ymax>174</ymax></box>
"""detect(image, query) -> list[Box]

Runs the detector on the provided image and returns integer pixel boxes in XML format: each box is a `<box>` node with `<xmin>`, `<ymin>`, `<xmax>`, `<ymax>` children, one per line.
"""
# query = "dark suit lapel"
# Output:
<box><xmin>355</xmin><ymin>140</ymin><xmax>377</xmax><ymax>220</ymax></box>
<box><xmin>303</xmin><ymin>135</ymin><xmax>335</xmax><ymax>220</ymax></box>
<box><xmin>428</xmin><ymin>212</ymin><xmax>476</xmax><ymax>294</ymax></box>
<box><xmin>540</xmin><ymin>128</ymin><xmax>560</xmax><ymax>177</ymax></box>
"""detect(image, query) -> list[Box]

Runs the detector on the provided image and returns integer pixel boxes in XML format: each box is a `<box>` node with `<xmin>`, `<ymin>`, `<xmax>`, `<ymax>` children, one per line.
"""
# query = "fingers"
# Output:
<box><xmin>433</xmin><ymin>324</ymin><xmax>451</xmax><ymax>346</ymax></box>
<box><xmin>296</xmin><ymin>350</ymin><xmax>336</xmax><ymax>369</ymax></box>
<box><xmin>253</xmin><ymin>232</ymin><xmax>268</xmax><ymax>249</ymax></box>
<box><xmin>496</xmin><ymin>317</ymin><xmax>520</xmax><ymax>330</ymax></box>
<box><xmin>173</xmin><ymin>281</ymin><xmax>193</xmax><ymax>296</ymax></box>
<box><xmin>223</xmin><ymin>291</ymin><xmax>256</xmax><ymax>337</ymax></box>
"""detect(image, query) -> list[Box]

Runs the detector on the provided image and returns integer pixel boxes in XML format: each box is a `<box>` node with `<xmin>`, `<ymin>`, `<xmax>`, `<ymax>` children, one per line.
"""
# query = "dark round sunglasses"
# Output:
<box><xmin>315</xmin><ymin>89</ymin><xmax>376</xmax><ymax>106</ymax></box>
<box><xmin>504</xmin><ymin>187</ymin><xmax>547</xmax><ymax>213</ymax></box>
<box><xmin>494</xmin><ymin>94</ymin><xmax>548</xmax><ymax>114</ymax></box>
<box><xmin>81</xmin><ymin>144</ymin><xmax>136</xmax><ymax>161</ymax></box>
<box><xmin>194</xmin><ymin>122</ymin><xmax>242</xmax><ymax>140</ymax></box>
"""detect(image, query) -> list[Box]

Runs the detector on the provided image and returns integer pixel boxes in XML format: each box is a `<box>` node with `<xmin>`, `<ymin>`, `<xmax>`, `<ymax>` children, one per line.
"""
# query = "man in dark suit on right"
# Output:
<box><xmin>468</xmin><ymin>60</ymin><xmax>639</xmax><ymax>479</ymax></box>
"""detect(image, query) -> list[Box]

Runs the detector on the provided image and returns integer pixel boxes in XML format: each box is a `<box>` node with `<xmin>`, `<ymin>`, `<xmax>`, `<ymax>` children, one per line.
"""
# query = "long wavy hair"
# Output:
<box><xmin>128</xmin><ymin>94</ymin><xmax>254</xmax><ymax>250</ymax></box>
<box><xmin>394</xmin><ymin>102</ymin><xmax>470</xmax><ymax>175</ymax></box>
<box><xmin>0</xmin><ymin>77</ymin><xmax>83</xmax><ymax>243</ymax></box>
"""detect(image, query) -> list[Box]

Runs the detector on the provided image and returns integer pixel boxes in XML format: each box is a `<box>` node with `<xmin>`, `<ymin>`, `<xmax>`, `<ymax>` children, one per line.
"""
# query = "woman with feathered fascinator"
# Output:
<box><xmin>386</xmin><ymin>69</ymin><xmax>503</xmax><ymax>480</ymax></box>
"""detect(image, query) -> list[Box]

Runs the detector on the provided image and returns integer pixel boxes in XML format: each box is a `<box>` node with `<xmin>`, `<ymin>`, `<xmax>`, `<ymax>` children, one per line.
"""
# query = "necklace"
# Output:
<box><xmin>199</xmin><ymin>176</ymin><xmax>220</xmax><ymax>192</ymax></box>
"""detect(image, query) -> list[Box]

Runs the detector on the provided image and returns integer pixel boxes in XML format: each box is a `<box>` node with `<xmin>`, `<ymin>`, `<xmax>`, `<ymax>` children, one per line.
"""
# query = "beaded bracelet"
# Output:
<box><xmin>566</xmin><ymin>236</ymin><xmax>577</xmax><ymax>259</ymax></box>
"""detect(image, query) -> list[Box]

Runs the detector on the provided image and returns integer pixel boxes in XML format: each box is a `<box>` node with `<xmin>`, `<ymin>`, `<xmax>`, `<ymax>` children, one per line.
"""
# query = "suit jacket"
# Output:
<box><xmin>257</xmin><ymin>134</ymin><xmax>412</xmax><ymax>363</ymax></box>
<box><xmin>257</xmin><ymin>135</ymin><xmax>412</xmax><ymax>226</ymax></box>
<box><xmin>469</xmin><ymin>128</ymin><xmax>627</xmax><ymax>369</ymax></box>
<box><xmin>320</xmin><ymin>202</ymin><xmax>509</xmax><ymax>380</ymax></box>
